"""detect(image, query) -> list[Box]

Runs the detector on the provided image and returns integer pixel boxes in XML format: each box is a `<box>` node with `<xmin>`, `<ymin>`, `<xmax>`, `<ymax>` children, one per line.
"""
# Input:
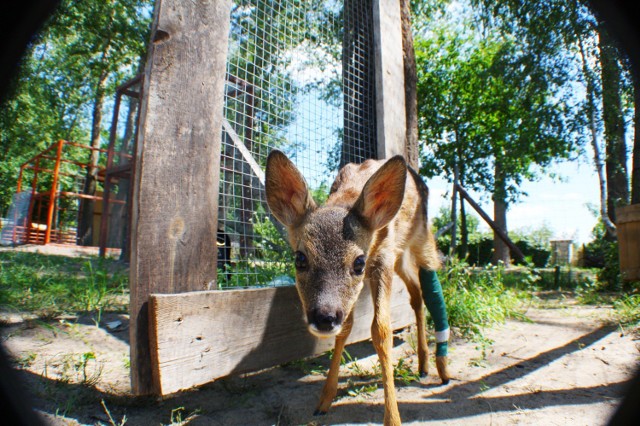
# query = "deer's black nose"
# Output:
<box><xmin>308</xmin><ymin>308</ymin><xmax>343</xmax><ymax>332</ymax></box>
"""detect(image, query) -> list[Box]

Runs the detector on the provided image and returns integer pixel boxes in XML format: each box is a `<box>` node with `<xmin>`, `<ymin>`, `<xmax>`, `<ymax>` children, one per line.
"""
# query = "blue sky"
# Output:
<box><xmin>427</xmin><ymin>160</ymin><xmax>600</xmax><ymax>245</ymax></box>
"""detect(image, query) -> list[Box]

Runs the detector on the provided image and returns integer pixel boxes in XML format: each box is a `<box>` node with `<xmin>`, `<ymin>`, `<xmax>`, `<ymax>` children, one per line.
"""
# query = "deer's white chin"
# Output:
<box><xmin>308</xmin><ymin>324</ymin><xmax>342</xmax><ymax>338</ymax></box>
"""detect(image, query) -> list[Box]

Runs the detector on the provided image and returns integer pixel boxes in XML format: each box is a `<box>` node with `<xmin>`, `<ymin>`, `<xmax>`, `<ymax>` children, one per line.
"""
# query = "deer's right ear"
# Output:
<box><xmin>265</xmin><ymin>150</ymin><xmax>316</xmax><ymax>228</ymax></box>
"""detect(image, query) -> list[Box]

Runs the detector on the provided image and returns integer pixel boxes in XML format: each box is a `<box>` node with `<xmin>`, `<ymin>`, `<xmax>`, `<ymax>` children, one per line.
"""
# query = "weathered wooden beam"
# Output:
<box><xmin>373</xmin><ymin>0</ymin><xmax>406</xmax><ymax>159</ymax></box>
<box><xmin>454</xmin><ymin>183</ymin><xmax>525</xmax><ymax>262</ymax></box>
<box><xmin>222</xmin><ymin>119</ymin><xmax>266</xmax><ymax>186</ymax></box>
<box><xmin>149</xmin><ymin>278</ymin><xmax>415</xmax><ymax>396</ymax></box>
<box><xmin>129</xmin><ymin>0</ymin><xmax>232</xmax><ymax>395</ymax></box>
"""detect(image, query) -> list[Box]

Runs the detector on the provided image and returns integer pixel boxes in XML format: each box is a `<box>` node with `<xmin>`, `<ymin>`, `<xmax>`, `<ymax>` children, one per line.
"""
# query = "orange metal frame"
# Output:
<box><xmin>8</xmin><ymin>75</ymin><xmax>142</xmax><ymax>250</ymax></box>
<box><xmin>11</xmin><ymin>140</ymin><xmax>127</xmax><ymax>245</ymax></box>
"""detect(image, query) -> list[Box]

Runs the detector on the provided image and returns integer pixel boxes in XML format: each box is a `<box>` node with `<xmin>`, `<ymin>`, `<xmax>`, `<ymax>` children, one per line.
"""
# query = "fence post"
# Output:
<box><xmin>44</xmin><ymin>140</ymin><xmax>63</xmax><ymax>245</ymax></box>
<box><xmin>129</xmin><ymin>0</ymin><xmax>232</xmax><ymax>395</ymax></box>
<box><xmin>373</xmin><ymin>0</ymin><xmax>407</xmax><ymax>159</ymax></box>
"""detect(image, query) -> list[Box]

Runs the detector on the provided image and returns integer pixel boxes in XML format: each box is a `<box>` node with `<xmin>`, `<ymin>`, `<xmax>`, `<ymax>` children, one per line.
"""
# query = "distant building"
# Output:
<box><xmin>550</xmin><ymin>240</ymin><xmax>573</xmax><ymax>265</ymax></box>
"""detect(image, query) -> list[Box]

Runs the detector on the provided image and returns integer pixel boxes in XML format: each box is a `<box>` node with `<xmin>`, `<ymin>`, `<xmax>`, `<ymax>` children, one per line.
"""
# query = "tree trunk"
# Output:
<box><xmin>78</xmin><ymin>71</ymin><xmax>107</xmax><ymax>246</ymax></box>
<box><xmin>492</xmin><ymin>160</ymin><xmax>510</xmax><ymax>265</ymax></box>
<box><xmin>400</xmin><ymin>0</ymin><xmax>418</xmax><ymax>169</ymax></box>
<box><xmin>599</xmin><ymin>26</ymin><xmax>629</xmax><ymax>222</ymax></box>
<box><xmin>460</xmin><ymin>194</ymin><xmax>469</xmax><ymax>259</ymax></box>
<box><xmin>577</xmin><ymin>36</ymin><xmax>617</xmax><ymax>237</ymax></box>
<box><xmin>632</xmin><ymin>73</ymin><xmax>640</xmax><ymax>204</ymax></box>
<box><xmin>456</xmin><ymin>134</ymin><xmax>468</xmax><ymax>258</ymax></box>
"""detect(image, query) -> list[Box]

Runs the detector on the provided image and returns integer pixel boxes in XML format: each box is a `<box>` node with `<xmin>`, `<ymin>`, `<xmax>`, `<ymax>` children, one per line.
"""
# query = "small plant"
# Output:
<box><xmin>81</xmin><ymin>261</ymin><xmax>109</xmax><ymax>325</ymax></box>
<box><xmin>438</xmin><ymin>258</ymin><xmax>526</xmax><ymax>340</ymax></box>
<box><xmin>101</xmin><ymin>399</ymin><xmax>127</xmax><ymax>426</ymax></box>
<box><xmin>346</xmin><ymin>382</ymin><xmax>378</xmax><ymax>398</ymax></box>
<box><xmin>281</xmin><ymin>358</ymin><xmax>325</xmax><ymax>375</ymax></box>
<box><xmin>122</xmin><ymin>354</ymin><xmax>131</xmax><ymax>369</ymax></box>
<box><xmin>469</xmin><ymin>336</ymin><xmax>494</xmax><ymax>367</ymax></box>
<box><xmin>341</xmin><ymin>349</ymin><xmax>378</xmax><ymax>378</ymax></box>
<box><xmin>56</xmin><ymin>352</ymin><xmax>102</xmax><ymax>386</ymax></box>
<box><xmin>164</xmin><ymin>406</ymin><xmax>201</xmax><ymax>426</ymax></box>
<box><xmin>393</xmin><ymin>357</ymin><xmax>421</xmax><ymax>385</ymax></box>
<box><xmin>478</xmin><ymin>380</ymin><xmax>490</xmax><ymax>392</ymax></box>
<box><xmin>613</xmin><ymin>294</ymin><xmax>640</xmax><ymax>332</ymax></box>
<box><xmin>16</xmin><ymin>351</ymin><xmax>37</xmax><ymax>368</ymax></box>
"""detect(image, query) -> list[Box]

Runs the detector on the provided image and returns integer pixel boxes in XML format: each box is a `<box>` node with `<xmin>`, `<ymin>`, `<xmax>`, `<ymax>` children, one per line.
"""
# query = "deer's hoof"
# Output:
<box><xmin>313</xmin><ymin>409</ymin><xmax>327</xmax><ymax>416</ymax></box>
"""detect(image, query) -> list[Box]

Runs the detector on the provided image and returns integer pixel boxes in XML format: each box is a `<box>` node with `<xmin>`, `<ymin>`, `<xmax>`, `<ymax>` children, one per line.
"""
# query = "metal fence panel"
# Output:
<box><xmin>219</xmin><ymin>0</ymin><xmax>376</xmax><ymax>288</ymax></box>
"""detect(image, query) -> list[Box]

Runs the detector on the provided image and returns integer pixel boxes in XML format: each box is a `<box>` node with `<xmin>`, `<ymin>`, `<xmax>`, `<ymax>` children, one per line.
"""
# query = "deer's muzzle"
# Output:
<box><xmin>307</xmin><ymin>307</ymin><xmax>344</xmax><ymax>337</ymax></box>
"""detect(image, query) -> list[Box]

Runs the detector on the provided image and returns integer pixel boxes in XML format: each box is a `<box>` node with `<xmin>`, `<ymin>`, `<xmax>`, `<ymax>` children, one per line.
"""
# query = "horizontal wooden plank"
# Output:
<box><xmin>149</xmin><ymin>278</ymin><xmax>415</xmax><ymax>395</ymax></box>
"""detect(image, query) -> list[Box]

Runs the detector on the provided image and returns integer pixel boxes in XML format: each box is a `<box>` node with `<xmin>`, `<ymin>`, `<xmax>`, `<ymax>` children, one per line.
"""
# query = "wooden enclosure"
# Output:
<box><xmin>131</xmin><ymin>0</ymin><xmax>417</xmax><ymax>396</ymax></box>
<box><xmin>617</xmin><ymin>204</ymin><xmax>640</xmax><ymax>282</ymax></box>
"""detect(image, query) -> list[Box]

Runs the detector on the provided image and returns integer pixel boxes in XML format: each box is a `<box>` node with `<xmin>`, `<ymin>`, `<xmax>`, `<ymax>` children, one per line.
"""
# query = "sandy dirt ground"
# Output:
<box><xmin>1</xmin><ymin>298</ymin><xmax>639</xmax><ymax>426</ymax></box>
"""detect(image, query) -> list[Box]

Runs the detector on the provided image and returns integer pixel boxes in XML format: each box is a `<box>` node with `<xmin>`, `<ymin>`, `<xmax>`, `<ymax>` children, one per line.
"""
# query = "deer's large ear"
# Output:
<box><xmin>352</xmin><ymin>156</ymin><xmax>407</xmax><ymax>230</ymax></box>
<box><xmin>265</xmin><ymin>150</ymin><xmax>316</xmax><ymax>228</ymax></box>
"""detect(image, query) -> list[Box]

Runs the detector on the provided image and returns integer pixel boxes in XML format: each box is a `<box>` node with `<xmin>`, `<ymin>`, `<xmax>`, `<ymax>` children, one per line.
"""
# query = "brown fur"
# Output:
<box><xmin>265</xmin><ymin>151</ymin><xmax>446</xmax><ymax>425</ymax></box>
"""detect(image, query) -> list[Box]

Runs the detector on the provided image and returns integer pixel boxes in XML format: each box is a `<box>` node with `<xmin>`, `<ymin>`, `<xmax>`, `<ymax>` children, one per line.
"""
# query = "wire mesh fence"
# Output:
<box><xmin>218</xmin><ymin>0</ymin><xmax>376</xmax><ymax>288</ymax></box>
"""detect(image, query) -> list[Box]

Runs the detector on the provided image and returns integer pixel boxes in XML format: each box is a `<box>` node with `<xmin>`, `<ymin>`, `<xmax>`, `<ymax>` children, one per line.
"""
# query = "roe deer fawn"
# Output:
<box><xmin>265</xmin><ymin>150</ymin><xmax>450</xmax><ymax>425</ymax></box>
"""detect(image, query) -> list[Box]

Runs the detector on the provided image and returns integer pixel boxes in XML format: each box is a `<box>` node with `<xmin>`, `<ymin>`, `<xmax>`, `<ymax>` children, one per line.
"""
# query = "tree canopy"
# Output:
<box><xmin>414</xmin><ymin>0</ymin><xmax>636</xmax><ymax>262</ymax></box>
<box><xmin>415</xmin><ymin>3</ymin><xmax>578</xmax><ymax>262</ymax></box>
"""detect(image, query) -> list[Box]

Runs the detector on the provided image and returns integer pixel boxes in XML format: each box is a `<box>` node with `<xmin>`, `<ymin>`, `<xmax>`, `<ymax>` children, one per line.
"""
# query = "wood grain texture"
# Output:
<box><xmin>399</xmin><ymin>0</ymin><xmax>419</xmax><ymax>169</ymax></box>
<box><xmin>373</xmin><ymin>0</ymin><xmax>406</xmax><ymax>160</ymax></box>
<box><xmin>129</xmin><ymin>0</ymin><xmax>232</xmax><ymax>394</ymax></box>
<box><xmin>617</xmin><ymin>204</ymin><xmax>640</xmax><ymax>281</ymax></box>
<box><xmin>149</xmin><ymin>278</ymin><xmax>415</xmax><ymax>395</ymax></box>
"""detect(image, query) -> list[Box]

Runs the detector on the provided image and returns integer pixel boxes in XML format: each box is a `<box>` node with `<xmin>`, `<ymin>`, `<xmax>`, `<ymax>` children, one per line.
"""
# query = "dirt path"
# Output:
<box><xmin>1</xmin><ymin>302</ymin><xmax>638</xmax><ymax>425</ymax></box>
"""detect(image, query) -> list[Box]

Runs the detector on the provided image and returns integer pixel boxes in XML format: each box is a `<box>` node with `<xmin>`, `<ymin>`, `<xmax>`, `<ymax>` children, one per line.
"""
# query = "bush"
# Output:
<box><xmin>514</xmin><ymin>239</ymin><xmax>551</xmax><ymax>267</ymax></box>
<box><xmin>437</xmin><ymin>259</ymin><xmax>526</xmax><ymax>339</ymax></box>
<box><xmin>439</xmin><ymin>236</ymin><xmax>551</xmax><ymax>268</ymax></box>
<box><xmin>581</xmin><ymin>238</ymin><xmax>609</xmax><ymax>268</ymax></box>
<box><xmin>581</xmin><ymin>219</ymin><xmax>621</xmax><ymax>290</ymax></box>
<box><xmin>613</xmin><ymin>294</ymin><xmax>640</xmax><ymax>331</ymax></box>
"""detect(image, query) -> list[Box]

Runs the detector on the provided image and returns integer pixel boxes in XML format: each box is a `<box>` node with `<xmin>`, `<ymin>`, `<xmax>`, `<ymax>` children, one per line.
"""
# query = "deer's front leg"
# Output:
<box><xmin>370</xmin><ymin>272</ymin><xmax>401</xmax><ymax>426</ymax></box>
<box><xmin>314</xmin><ymin>313</ymin><xmax>354</xmax><ymax>415</ymax></box>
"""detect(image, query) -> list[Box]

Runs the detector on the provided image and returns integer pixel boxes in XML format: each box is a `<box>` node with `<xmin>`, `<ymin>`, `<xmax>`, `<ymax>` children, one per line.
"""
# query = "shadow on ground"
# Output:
<box><xmin>4</xmin><ymin>320</ymin><xmax>633</xmax><ymax>425</ymax></box>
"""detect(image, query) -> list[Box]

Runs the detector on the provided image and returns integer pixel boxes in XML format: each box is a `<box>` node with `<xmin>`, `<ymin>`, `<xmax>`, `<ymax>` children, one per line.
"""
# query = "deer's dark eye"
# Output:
<box><xmin>294</xmin><ymin>251</ymin><xmax>308</xmax><ymax>271</ymax></box>
<box><xmin>353</xmin><ymin>255</ymin><xmax>366</xmax><ymax>275</ymax></box>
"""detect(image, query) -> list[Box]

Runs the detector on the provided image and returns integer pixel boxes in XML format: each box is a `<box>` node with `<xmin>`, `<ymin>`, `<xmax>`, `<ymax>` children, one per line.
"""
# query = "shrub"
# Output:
<box><xmin>436</xmin><ymin>259</ymin><xmax>526</xmax><ymax>339</ymax></box>
<box><xmin>613</xmin><ymin>294</ymin><xmax>640</xmax><ymax>331</ymax></box>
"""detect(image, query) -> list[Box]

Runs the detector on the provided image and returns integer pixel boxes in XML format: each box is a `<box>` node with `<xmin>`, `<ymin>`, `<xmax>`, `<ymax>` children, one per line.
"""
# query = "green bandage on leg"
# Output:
<box><xmin>419</xmin><ymin>268</ymin><xmax>450</xmax><ymax>357</ymax></box>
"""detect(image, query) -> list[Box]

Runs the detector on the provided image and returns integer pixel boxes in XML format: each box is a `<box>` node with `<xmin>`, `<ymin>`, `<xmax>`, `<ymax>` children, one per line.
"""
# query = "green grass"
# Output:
<box><xmin>438</xmin><ymin>259</ymin><xmax>528</xmax><ymax>339</ymax></box>
<box><xmin>613</xmin><ymin>294</ymin><xmax>640</xmax><ymax>331</ymax></box>
<box><xmin>0</xmin><ymin>251</ymin><xmax>128</xmax><ymax>320</ymax></box>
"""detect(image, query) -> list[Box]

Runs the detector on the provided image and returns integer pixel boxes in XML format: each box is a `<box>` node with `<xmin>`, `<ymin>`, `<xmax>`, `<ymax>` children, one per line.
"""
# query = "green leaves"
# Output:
<box><xmin>416</xmin><ymin>3</ymin><xmax>577</xmax><ymax>205</ymax></box>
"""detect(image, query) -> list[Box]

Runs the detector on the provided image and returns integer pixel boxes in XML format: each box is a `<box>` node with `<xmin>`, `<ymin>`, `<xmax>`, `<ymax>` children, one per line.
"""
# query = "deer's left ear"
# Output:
<box><xmin>265</xmin><ymin>150</ymin><xmax>317</xmax><ymax>228</ymax></box>
<box><xmin>353</xmin><ymin>156</ymin><xmax>407</xmax><ymax>230</ymax></box>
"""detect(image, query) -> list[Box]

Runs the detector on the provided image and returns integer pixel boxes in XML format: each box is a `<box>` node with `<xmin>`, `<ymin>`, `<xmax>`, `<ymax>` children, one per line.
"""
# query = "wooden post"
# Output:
<box><xmin>373</xmin><ymin>0</ymin><xmax>406</xmax><ymax>159</ymax></box>
<box><xmin>129</xmin><ymin>0</ymin><xmax>232</xmax><ymax>395</ymax></box>
<box><xmin>450</xmin><ymin>162</ymin><xmax>459</xmax><ymax>256</ymax></box>
<box><xmin>454</xmin><ymin>183</ymin><xmax>525</xmax><ymax>263</ymax></box>
<box><xmin>44</xmin><ymin>140</ymin><xmax>63</xmax><ymax>245</ymax></box>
